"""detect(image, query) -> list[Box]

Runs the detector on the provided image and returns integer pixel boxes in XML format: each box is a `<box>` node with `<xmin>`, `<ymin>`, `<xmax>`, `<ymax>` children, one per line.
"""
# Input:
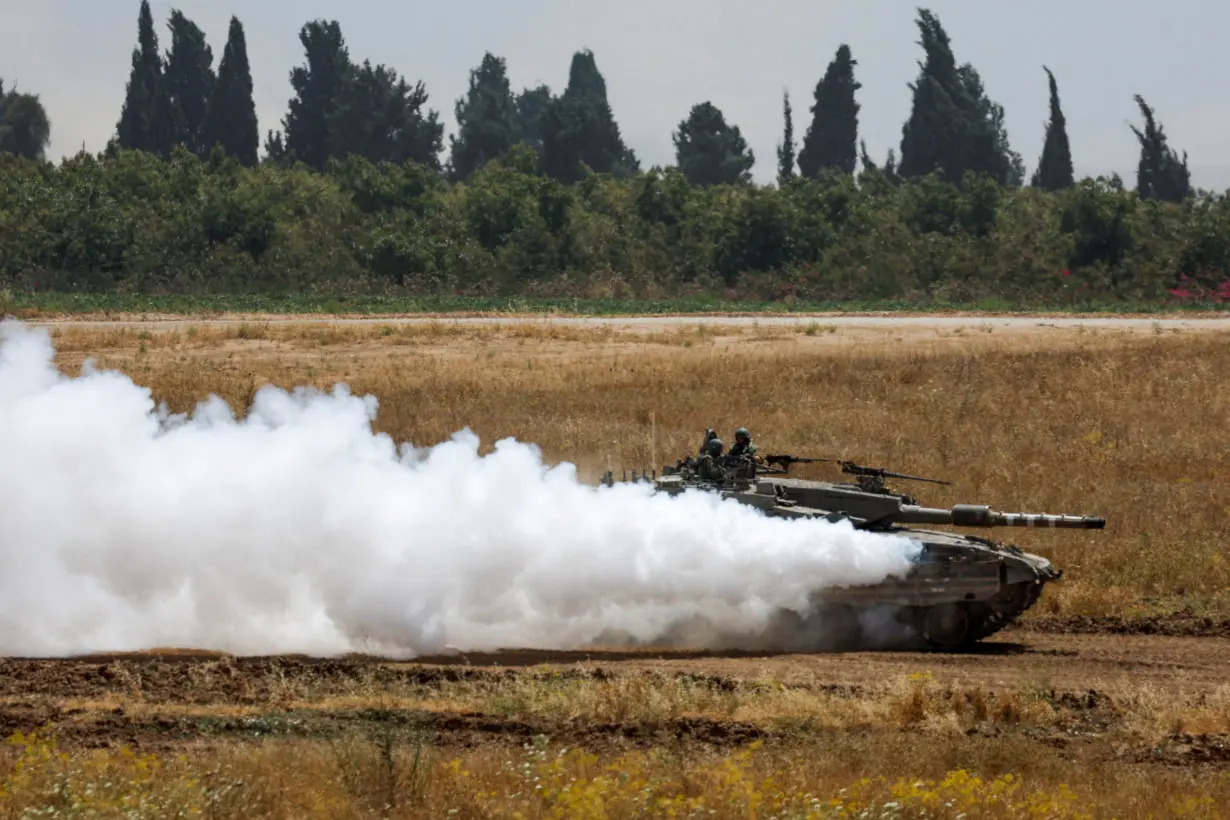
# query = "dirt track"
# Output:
<box><xmin>2</xmin><ymin>623</ymin><xmax>1228</xmax><ymax>765</ymax></box>
<box><xmin>7</xmin><ymin>625</ymin><xmax>1221</xmax><ymax>698</ymax></box>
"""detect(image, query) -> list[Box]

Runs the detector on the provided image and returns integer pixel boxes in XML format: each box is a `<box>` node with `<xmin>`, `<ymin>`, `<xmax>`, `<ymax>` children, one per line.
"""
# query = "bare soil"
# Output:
<box><xmin>5</xmin><ymin>627</ymin><xmax>1229</xmax><ymax>770</ymax></box>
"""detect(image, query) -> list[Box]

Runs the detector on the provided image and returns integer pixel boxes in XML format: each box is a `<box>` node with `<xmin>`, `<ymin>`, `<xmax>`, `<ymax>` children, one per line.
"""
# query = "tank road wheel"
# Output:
<box><xmin>921</xmin><ymin>603</ymin><xmax>972</xmax><ymax>647</ymax></box>
<box><xmin>967</xmin><ymin>582</ymin><xmax>1044</xmax><ymax>642</ymax></box>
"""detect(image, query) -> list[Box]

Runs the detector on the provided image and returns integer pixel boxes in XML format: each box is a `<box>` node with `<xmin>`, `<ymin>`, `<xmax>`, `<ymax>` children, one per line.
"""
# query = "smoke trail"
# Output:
<box><xmin>0</xmin><ymin>320</ymin><xmax>922</xmax><ymax>658</ymax></box>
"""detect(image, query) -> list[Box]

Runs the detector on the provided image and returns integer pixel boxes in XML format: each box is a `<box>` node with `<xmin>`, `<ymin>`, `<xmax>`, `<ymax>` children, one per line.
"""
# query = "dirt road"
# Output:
<box><xmin>3</xmin><ymin>626</ymin><xmax>1226</xmax><ymax>711</ymax></box>
<box><xmin>2</xmin><ymin>623</ymin><xmax>1227</xmax><ymax>770</ymax></box>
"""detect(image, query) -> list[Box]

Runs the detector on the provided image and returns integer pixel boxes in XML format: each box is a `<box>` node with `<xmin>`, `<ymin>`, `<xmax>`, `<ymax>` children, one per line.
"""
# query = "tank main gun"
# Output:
<box><xmin>894</xmin><ymin>503</ymin><xmax>1104</xmax><ymax>529</ymax></box>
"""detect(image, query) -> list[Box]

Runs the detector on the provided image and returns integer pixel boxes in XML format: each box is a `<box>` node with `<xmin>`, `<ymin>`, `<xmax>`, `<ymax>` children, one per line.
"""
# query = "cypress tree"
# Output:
<box><xmin>776</xmin><ymin>90</ymin><xmax>794</xmax><ymax>184</ymax></box>
<box><xmin>1131</xmin><ymin>95</ymin><xmax>1191</xmax><ymax>203</ymax></box>
<box><xmin>797</xmin><ymin>44</ymin><xmax>861</xmax><ymax>178</ymax></box>
<box><xmin>1030</xmin><ymin>67</ymin><xmax>1074</xmax><ymax>190</ymax></box>
<box><xmin>116</xmin><ymin>0</ymin><xmax>171</xmax><ymax>155</ymax></box>
<box><xmin>515</xmin><ymin>84</ymin><xmax>552</xmax><ymax>159</ymax></box>
<box><xmin>541</xmin><ymin>50</ymin><xmax>638</xmax><ymax>182</ymax></box>
<box><xmin>163</xmin><ymin>9</ymin><xmax>216</xmax><ymax>157</ymax></box>
<box><xmin>898</xmin><ymin>9</ymin><xmax>1022</xmax><ymax>187</ymax></box>
<box><xmin>203</xmin><ymin>16</ymin><xmax>259</xmax><ymax>166</ymax></box>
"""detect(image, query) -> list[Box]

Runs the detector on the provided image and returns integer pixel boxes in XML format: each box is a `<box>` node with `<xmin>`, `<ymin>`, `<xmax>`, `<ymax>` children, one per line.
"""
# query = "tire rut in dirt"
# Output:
<box><xmin>1022</xmin><ymin>610</ymin><xmax>1230</xmax><ymax>639</ymax></box>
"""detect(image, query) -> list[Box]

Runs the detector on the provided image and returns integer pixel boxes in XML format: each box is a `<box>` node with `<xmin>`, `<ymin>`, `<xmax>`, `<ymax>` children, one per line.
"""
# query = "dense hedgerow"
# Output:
<box><xmin>2</xmin><ymin>144</ymin><xmax>1228</xmax><ymax>306</ymax></box>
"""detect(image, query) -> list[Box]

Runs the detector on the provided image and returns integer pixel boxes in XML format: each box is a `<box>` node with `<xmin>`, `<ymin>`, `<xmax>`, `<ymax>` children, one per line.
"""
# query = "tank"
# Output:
<box><xmin>601</xmin><ymin>439</ymin><xmax>1105</xmax><ymax>650</ymax></box>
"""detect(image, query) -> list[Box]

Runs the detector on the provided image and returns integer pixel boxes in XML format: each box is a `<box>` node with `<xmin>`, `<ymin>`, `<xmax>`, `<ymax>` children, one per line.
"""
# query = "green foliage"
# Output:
<box><xmin>797</xmin><ymin>45</ymin><xmax>861</xmax><ymax>178</ymax></box>
<box><xmin>515</xmin><ymin>85</ymin><xmax>552</xmax><ymax>159</ymax></box>
<box><xmin>270</xmin><ymin>20</ymin><xmax>351</xmax><ymax>169</ymax></box>
<box><xmin>264</xmin><ymin>20</ymin><xmax>442</xmax><ymax>173</ymax></box>
<box><xmin>898</xmin><ymin>9</ymin><xmax>1023</xmax><ymax>188</ymax></box>
<box><xmin>116</xmin><ymin>0</ymin><xmax>172</xmax><ymax>156</ymax></box>
<box><xmin>1031</xmin><ymin>67</ymin><xmax>1073</xmax><ymax>191</ymax></box>
<box><xmin>540</xmin><ymin>50</ymin><xmax>639</xmax><ymax>183</ymax></box>
<box><xmin>673</xmin><ymin>102</ymin><xmax>754</xmax><ymax>187</ymax></box>
<box><xmin>776</xmin><ymin>91</ymin><xmax>794</xmax><ymax>185</ymax></box>
<box><xmin>203</xmin><ymin>17</ymin><xmax>259</xmax><ymax>166</ymax></box>
<box><xmin>449</xmin><ymin>53</ymin><xmax>520</xmax><ymax>179</ymax></box>
<box><xmin>2</xmin><ymin>146</ymin><xmax>1226</xmax><ymax>308</ymax></box>
<box><xmin>329</xmin><ymin>61</ymin><xmax>444</xmax><ymax>169</ymax></box>
<box><xmin>0</xmin><ymin>79</ymin><xmax>51</xmax><ymax>160</ymax></box>
<box><xmin>163</xmin><ymin>10</ymin><xmax>216</xmax><ymax>157</ymax></box>
<box><xmin>1132</xmin><ymin>95</ymin><xmax>1192</xmax><ymax>203</ymax></box>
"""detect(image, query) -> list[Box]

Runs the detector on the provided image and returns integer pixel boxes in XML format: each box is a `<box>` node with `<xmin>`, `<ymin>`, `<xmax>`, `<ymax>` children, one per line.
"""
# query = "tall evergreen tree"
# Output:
<box><xmin>673</xmin><ymin>101</ymin><xmax>754</xmax><ymax>187</ymax></box>
<box><xmin>960</xmin><ymin>64</ymin><xmax>1025</xmax><ymax>186</ymax></box>
<box><xmin>515</xmin><ymin>84</ymin><xmax>552</xmax><ymax>158</ymax></box>
<box><xmin>1131</xmin><ymin>94</ymin><xmax>1191</xmax><ymax>203</ymax></box>
<box><xmin>329</xmin><ymin>61</ymin><xmax>444</xmax><ymax>169</ymax></box>
<box><xmin>797</xmin><ymin>45</ymin><xmax>861</xmax><ymax>178</ymax></box>
<box><xmin>116</xmin><ymin>0</ymin><xmax>171</xmax><ymax>155</ymax></box>
<box><xmin>540</xmin><ymin>50</ymin><xmax>639</xmax><ymax>182</ymax></box>
<box><xmin>269</xmin><ymin>20</ymin><xmax>351</xmax><ymax>169</ymax></box>
<box><xmin>776</xmin><ymin>90</ymin><xmax>794</xmax><ymax>184</ymax></box>
<box><xmin>163</xmin><ymin>9</ymin><xmax>216</xmax><ymax>156</ymax></box>
<box><xmin>897</xmin><ymin>9</ymin><xmax>1023</xmax><ymax>187</ymax></box>
<box><xmin>448</xmin><ymin>53</ymin><xmax>520</xmax><ymax>179</ymax></box>
<box><xmin>1030</xmin><ymin>67</ymin><xmax>1073</xmax><ymax>190</ymax></box>
<box><xmin>203</xmin><ymin>16</ymin><xmax>259</xmax><ymax>165</ymax></box>
<box><xmin>0</xmin><ymin>80</ymin><xmax>51</xmax><ymax>160</ymax></box>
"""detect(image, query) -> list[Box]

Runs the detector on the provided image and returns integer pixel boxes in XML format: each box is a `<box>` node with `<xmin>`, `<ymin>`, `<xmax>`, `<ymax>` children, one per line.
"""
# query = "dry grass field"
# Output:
<box><xmin>2</xmin><ymin>316</ymin><xmax>1228</xmax><ymax>817</ymax></box>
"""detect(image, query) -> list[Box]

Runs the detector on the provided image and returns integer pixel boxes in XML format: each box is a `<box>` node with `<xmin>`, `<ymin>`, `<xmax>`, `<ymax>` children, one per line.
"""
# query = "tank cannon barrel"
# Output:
<box><xmin>898</xmin><ymin>504</ymin><xmax>1105</xmax><ymax>529</ymax></box>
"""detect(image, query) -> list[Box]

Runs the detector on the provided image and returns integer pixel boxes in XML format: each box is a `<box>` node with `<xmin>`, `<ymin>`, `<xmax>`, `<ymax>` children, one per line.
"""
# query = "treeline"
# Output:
<box><xmin>0</xmin><ymin>3</ymin><xmax>1225</xmax><ymax>305</ymax></box>
<box><xmin>5</xmin><ymin>2</ymin><xmax>1201</xmax><ymax>198</ymax></box>
<box><xmin>3</xmin><ymin>143</ymin><xmax>1228</xmax><ymax>305</ymax></box>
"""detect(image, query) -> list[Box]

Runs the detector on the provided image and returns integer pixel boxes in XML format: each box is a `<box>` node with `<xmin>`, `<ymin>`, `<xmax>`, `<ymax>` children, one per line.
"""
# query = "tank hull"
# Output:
<box><xmin>803</xmin><ymin>527</ymin><xmax>1058</xmax><ymax>649</ymax></box>
<box><xmin>648</xmin><ymin>472</ymin><xmax>1065</xmax><ymax>650</ymax></box>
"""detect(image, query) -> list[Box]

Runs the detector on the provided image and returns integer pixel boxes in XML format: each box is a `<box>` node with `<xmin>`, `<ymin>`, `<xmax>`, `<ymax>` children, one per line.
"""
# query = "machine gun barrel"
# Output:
<box><xmin>840</xmin><ymin>461</ymin><xmax>951</xmax><ymax>485</ymax></box>
<box><xmin>764</xmin><ymin>454</ymin><xmax>836</xmax><ymax>466</ymax></box>
<box><xmin>899</xmin><ymin>504</ymin><xmax>1105</xmax><ymax>529</ymax></box>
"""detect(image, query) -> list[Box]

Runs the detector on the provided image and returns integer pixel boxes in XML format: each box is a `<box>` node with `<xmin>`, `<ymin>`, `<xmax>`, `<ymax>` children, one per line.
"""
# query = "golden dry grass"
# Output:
<box><xmin>44</xmin><ymin>319</ymin><xmax>1230</xmax><ymax>618</ymax></box>
<box><xmin>12</xmin><ymin>663</ymin><xmax>1230</xmax><ymax>741</ymax></box>
<box><xmin>3</xmin><ymin>729</ymin><xmax>1228</xmax><ymax>818</ymax></box>
<box><xmin>3</xmin><ymin>662</ymin><xmax>1230</xmax><ymax>818</ymax></box>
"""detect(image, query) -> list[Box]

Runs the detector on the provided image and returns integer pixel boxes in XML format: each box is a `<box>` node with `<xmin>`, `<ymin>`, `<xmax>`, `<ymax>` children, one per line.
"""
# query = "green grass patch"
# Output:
<box><xmin>6</xmin><ymin>291</ymin><xmax>1229</xmax><ymax>318</ymax></box>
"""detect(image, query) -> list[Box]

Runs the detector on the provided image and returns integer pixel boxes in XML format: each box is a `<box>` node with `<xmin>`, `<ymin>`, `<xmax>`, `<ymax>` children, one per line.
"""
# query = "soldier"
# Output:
<box><xmin>696</xmin><ymin>436</ymin><xmax>726</xmax><ymax>482</ymax></box>
<box><xmin>727</xmin><ymin>427</ymin><xmax>762</xmax><ymax>463</ymax></box>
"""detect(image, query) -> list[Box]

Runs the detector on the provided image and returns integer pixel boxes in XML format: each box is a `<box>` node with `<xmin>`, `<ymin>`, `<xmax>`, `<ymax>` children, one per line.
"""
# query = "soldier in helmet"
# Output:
<box><xmin>696</xmin><ymin>435</ymin><xmax>727</xmax><ymax>482</ymax></box>
<box><xmin>727</xmin><ymin>427</ymin><xmax>762</xmax><ymax>464</ymax></box>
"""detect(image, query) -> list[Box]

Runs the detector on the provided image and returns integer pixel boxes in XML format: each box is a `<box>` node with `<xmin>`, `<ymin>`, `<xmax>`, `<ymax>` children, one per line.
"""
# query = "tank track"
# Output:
<box><xmin>965</xmin><ymin>581</ymin><xmax>1045</xmax><ymax>643</ymax></box>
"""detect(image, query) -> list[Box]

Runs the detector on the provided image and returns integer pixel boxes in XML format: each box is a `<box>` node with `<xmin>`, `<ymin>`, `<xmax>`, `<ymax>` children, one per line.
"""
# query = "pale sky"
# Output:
<box><xmin>4</xmin><ymin>0</ymin><xmax>1229</xmax><ymax>189</ymax></box>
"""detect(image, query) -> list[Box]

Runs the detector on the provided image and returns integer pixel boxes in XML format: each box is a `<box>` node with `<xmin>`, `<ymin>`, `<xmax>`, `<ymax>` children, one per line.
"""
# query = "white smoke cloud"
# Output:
<box><xmin>0</xmin><ymin>320</ymin><xmax>922</xmax><ymax>658</ymax></box>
